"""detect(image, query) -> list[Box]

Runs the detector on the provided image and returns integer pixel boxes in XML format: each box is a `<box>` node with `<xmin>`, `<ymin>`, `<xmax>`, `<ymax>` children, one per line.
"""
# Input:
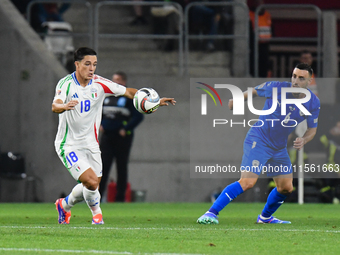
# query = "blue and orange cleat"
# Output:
<box><xmin>256</xmin><ymin>215</ymin><xmax>291</xmax><ymax>224</ymax></box>
<box><xmin>197</xmin><ymin>212</ymin><xmax>219</xmax><ymax>224</ymax></box>
<box><xmin>92</xmin><ymin>213</ymin><xmax>104</xmax><ymax>225</ymax></box>
<box><xmin>55</xmin><ymin>198</ymin><xmax>71</xmax><ymax>224</ymax></box>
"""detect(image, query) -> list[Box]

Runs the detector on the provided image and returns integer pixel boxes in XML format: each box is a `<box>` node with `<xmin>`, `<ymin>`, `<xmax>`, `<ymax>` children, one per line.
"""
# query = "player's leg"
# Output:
<box><xmin>115</xmin><ymin>133</ymin><xmax>133</xmax><ymax>202</ymax></box>
<box><xmin>56</xmin><ymin>183</ymin><xmax>84</xmax><ymax>224</ymax></box>
<box><xmin>62</xmin><ymin>183</ymin><xmax>84</xmax><ymax>209</ymax></box>
<box><xmin>197</xmin><ymin>171</ymin><xmax>259</xmax><ymax>224</ymax></box>
<box><xmin>257</xmin><ymin>174</ymin><xmax>292</xmax><ymax>224</ymax></box>
<box><xmin>197</xmin><ymin>137</ymin><xmax>266</xmax><ymax>224</ymax></box>
<box><xmin>257</xmin><ymin>150</ymin><xmax>293</xmax><ymax>224</ymax></box>
<box><xmin>55</xmin><ymin>149</ymin><xmax>87</xmax><ymax>224</ymax></box>
<box><xmin>79</xmin><ymin>168</ymin><xmax>104</xmax><ymax>224</ymax></box>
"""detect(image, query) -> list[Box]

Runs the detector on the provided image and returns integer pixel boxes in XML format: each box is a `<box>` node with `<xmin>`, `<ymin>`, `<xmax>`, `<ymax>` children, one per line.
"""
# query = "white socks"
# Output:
<box><xmin>83</xmin><ymin>187</ymin><xmax>102</xmax><ymax>216</ymax></box>
<box><xmin>62</xmin><ymin>183</ymin><xmax>84</xmax><ymax>212</ymax></box>
<box><xmin>62</xmin><ymin>184</ymin><xmax>102</xmax><ymax>216</ymax></box>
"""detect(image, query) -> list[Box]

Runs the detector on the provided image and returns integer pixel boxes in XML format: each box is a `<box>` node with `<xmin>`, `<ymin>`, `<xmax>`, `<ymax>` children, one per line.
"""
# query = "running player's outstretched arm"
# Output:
<box><xmin>228</xmin><ymin>87</ymin><xmax>258</xmax><ymax>110</ymax></box>
<box><xmin>52</xmin><ymin>99</ymin><xmax>79</xmax><ymax>113</ymax></box>
<box><xmin>293</xmin><ymin>127</ymin><xmax>317</xmax><ymax>150</ymax></box>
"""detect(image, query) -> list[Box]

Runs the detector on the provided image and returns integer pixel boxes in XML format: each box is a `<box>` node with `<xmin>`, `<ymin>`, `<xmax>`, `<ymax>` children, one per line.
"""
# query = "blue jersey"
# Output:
<box><xmin>246</xmin><ymin>81</ymin><xmax>320</xmax><ymax>150</ymax></box>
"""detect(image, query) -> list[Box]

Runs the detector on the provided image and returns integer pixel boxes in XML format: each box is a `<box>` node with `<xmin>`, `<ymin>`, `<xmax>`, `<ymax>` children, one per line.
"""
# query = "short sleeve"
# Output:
<box><xmin>53</xmin><ymin>76</ymin><xmax>71</xmax><ymax>103</ymax></box>
<box><xmin>94</xmin><ymin>76</ymin><xmax>127</xmax><ymax>97</ymax></box>
<box><xmin>255</xmin><ymin>81</ymin><xmax>280</xmax><ymax>98</ymax></box>
<box><xmin>306</xmin><ymin>97</ymin><xmax>320</xmax><ymax>128</ymax></box>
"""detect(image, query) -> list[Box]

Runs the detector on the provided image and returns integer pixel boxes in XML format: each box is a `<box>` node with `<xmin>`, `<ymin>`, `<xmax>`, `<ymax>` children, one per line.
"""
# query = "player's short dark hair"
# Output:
<box><xmin>114</xmin><ymin>71</ymin><xmax>127</xmax><ymax>81</ymax></box>
<box><xmin>295</xmin><ymin>63</ymin><xmax>313</xmax><ymax>77</ymax></box>
<box><xmin>74</xmin><ymin>47</ymin><xmax>97</xmax><ymax>62</ymax></box>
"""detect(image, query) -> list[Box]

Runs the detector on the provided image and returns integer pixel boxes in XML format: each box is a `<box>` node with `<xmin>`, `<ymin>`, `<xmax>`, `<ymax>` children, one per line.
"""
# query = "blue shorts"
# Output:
<box><xmin>240</xmin><ymin>136</ymin><xmax>292</xmax><ymax>177</ymax></box>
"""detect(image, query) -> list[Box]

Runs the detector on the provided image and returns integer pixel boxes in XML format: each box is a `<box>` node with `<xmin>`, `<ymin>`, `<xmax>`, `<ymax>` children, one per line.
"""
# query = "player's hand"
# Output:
<box><xmin>160</xmin><ymin>98</ymin><xmax>176</xmax><ymax>106</ymax></box>
<box><xmin>119</xmin><ymin>129</ymin><xmax>126</xmax><ymax>137</ymax></box>
<box><xmin>293</xmin><ymin>137</ymin><xmax>305</xmax><ymax>150</ymax></box>
<box><xmin>65</xmin><ymin>100</ymin><xmax>79</xmax><ymax>110</ymax></box>
<box><xmin>228</xmin><ymin>99</ymin><xmax>233</xmax><ymax>110</ymax></box>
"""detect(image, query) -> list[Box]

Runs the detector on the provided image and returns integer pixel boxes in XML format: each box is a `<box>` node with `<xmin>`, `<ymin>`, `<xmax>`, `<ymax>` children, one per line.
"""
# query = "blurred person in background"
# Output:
<box><xmin>300</xmin><ymin>50</ymin><xmax>318</xmax><ymax>96</ymax></box>
<box><xmin>99</xmin><ymin>71</ymin><xmax>144</xmax><ymax>202</ymax></box>
<box><xmin>248</xmin><ymin>0</ymin><xmax>272</xmax><ymax>77</ymax></box>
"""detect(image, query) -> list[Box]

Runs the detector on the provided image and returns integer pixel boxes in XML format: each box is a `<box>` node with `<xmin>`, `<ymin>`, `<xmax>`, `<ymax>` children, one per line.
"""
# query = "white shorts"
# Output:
<box><xmin>57</xmin><ymin>147</ymin><xmax>102</xmax><ymax>181</ymax></box>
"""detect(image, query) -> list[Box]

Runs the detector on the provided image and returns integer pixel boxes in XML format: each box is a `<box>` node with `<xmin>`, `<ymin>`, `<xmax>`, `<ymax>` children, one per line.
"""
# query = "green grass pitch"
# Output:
<box><xmin>0</xmin><ymin>202</ymin><xmax>339</xmax><ymax>255</ymax></box>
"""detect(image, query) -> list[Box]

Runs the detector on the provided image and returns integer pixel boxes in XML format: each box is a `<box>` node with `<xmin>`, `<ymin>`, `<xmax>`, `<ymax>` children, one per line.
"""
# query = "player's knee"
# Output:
<box><xmin>238</xmin><ymin>179</ymin><xmax>256</xmax><ymax>191</ymax></box>
<box><xmin>276</xmin><ymin>184</ymin><xmax>293</xmax><ymax>194</ymax></box>
<box><xmin>82</xmin><ymin>178</ymin><xmax>99</xmax><ymax>191</ymax></box>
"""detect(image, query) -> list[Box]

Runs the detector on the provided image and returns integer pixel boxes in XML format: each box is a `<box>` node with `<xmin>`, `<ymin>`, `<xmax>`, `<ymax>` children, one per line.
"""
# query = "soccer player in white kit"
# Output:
<box><xmin>52</xmin><ymin>47</ymin><xmax>176</xmax><ymax>224</ymax></box>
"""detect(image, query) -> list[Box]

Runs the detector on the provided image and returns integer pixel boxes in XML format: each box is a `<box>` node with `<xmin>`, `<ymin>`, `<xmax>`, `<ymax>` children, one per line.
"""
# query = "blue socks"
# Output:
<box><xmin>261</xmin><ymin>187</ymin><xmax>287</xmax><ymax>218</ymax></box>
<box><xmin>209</xmin><ymin>181</ymin><xmax>244</xmax><ymax>215</ymax></box>
<box><xmin>207</xmin><ymin>183</ymin><xmax>287</xmax><ymax>218</ymax></box>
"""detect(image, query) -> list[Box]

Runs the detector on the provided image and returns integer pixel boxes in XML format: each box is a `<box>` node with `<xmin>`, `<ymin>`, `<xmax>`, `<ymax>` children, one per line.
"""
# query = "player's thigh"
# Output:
<box><xmin>266</xmin><ymin>148</ymin><xmax>292</xmax><ymax>177</ymax></box>
<box><xmin>57</xmin><ymin>148</ymin><xmax>102</xmax><ymax>181</ymax></box>
<box><xmin>57</xmin><ymin>148</ymin><xmax>93</xmax><ymax>181</ymax></box>
<box><xmin>240</xmin><ymin>138</ymin><xmax>272</xmax><ymax>175</ymax></box>
<box><xmin>85</xmin><ymin>149</ymin><xmax>103</xmax><ymax>178</ymax></box>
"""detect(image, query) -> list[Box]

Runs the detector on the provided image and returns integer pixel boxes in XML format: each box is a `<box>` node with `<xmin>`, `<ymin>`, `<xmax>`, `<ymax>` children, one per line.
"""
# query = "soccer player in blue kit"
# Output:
<box><xmin>197</xmin><ymin>63</ymin><xmax>320</xmax><ymax>224</ymax></box>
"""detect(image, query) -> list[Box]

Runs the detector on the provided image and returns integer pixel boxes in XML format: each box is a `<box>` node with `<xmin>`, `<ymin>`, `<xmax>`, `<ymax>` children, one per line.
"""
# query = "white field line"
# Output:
<box><xmin>0</xmin><ymin>248</ymin><xmax>202</xmax><ymax>255</ymax></box>
<box><xmin>1</xmin><ymin>225</ymin><xmax>340</xmax><ymax>233</ymax></box>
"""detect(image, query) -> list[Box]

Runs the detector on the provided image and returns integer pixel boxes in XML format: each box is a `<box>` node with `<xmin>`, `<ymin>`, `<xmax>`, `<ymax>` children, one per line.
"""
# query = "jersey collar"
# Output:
<box><xmin>72</xmin><ymin>72</ymin><xmax>93</xmax><ymax>87</ymax></box>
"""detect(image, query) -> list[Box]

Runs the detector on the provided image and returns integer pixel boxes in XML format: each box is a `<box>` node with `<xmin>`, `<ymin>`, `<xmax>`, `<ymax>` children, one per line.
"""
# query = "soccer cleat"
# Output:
<box><xmin>256</xmin><ymin>215</ymin><xmax>291</xmax><ymax>224</ymax></box>
<box><xmin>55</xmin><ymin>198</ymin><xmax>71</xmax><ymax>224</ymax></box>
<box><xmin>197</xmin><ymin>212</ymin><xmax>219</xmax><ymax>224</ymax></box>
<box><xmin>92</xmin><ymin>214</ymin><xmax>104</xmax><ymax>225</ymax></box>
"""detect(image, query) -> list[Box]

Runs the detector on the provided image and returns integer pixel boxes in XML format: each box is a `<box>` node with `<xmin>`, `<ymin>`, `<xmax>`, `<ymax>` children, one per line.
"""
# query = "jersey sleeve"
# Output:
<box><xmin>53</xmin><ymin>76</ymin><xmax>71</xmax><ymax>103</ymax></box>
<box><xmin>255</xmin><ymin>81</ymin><xmax>280</xmax><ymax>98</ymax></box>
<box><xmin>95</xmin><ymin>76</ymin><xmax>126</xmax><ymax>97</ymax></box>
<box><xmin>306</xmin><ymin>96</ymin><xmax>320</xmax><ymax>128</ymax></box>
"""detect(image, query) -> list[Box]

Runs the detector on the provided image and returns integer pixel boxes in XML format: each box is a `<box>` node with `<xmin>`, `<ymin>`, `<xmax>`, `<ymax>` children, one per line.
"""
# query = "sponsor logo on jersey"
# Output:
<box><xmin>72</xmin><ymin>93</ymin><xmax>79</xmax><ymax>99</ymax></box>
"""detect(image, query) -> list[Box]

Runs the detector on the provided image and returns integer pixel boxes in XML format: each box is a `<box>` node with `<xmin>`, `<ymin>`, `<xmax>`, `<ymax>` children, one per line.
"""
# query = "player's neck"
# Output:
<box><xmin>75</xmin><ymin>72</ymin><xmax>91</xmax><ymax>87</ymax></box>
<box><xmin>79</xmin><ymin>79</ymin><xmax>90</xmax><ymax>87</ymax></box>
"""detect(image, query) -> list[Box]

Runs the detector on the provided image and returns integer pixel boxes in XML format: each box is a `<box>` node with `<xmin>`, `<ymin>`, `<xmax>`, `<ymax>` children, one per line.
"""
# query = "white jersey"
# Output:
<box><xmin>54</xmin><ymin>72</ymin><xmax>126</xmax><ymax>153</ymax></box>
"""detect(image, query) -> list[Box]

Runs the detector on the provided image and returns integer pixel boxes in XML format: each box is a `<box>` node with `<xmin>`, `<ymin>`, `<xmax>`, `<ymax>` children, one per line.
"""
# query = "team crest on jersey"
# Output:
<box><xmin>252</xmin><ymin>160</ymin><xmax>260</xmax><ymax>167</ymax></box>
<box><xmin>289</xmin><ymin>106</ymin><xmax>296</xmax><ymax>111</ymax></box>
<box><xmin>56</xmin><ymin>90</ymin><xmax>62</xmax><ymax>95</ymax></box>
<box><xmin>91</xmin><ymin>88</ymin><xmax>98</xmax><ymax>99</ymax></box>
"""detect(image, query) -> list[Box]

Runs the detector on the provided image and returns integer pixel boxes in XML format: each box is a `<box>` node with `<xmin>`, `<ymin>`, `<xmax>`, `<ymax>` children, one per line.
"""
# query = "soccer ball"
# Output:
<box><xmin>133</xmin><ymin>88</ymin><xmax>160</xmax><ymax>114</ymax></box>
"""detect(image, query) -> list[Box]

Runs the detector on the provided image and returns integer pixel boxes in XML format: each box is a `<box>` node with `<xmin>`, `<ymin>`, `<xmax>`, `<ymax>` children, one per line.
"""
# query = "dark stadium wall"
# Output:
<box><xmin>0</xmin><ymin>0</ymin><xmax>75</xmax><ymax>202</ymax></box>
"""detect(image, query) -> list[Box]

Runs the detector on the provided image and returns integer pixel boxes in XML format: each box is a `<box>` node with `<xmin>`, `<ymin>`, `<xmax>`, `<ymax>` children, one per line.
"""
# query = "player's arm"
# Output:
<box><xmin>228</xmin><ymin>87</ymin><xmax>258</xmax><ymax>110</ymax></box>
<box><xmin>293</xmin><ymin>127</ymin><xmax>317</xmax><ymax>150</ymax></box>
<box><xmin>52</xmin><ymin>99</ymin><xmax>79</xmax><ymax>113</ymax></box>
<box><xmin>124</xmin><ymin>88</ymin><xmax>138</xmax><ymax>99</ymax></box>
<box><xmin>124</xmin><ymin>88</ymin><xmax>176</xmax><ymax>106</ymax></box>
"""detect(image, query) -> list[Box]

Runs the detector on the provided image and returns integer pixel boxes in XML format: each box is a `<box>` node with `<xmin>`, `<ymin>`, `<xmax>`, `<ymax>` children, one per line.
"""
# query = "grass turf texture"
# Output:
<box><xmin>0</xmin><ymin>203</ymin><xmax>339</xmax><ymax>255</ymax></box>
